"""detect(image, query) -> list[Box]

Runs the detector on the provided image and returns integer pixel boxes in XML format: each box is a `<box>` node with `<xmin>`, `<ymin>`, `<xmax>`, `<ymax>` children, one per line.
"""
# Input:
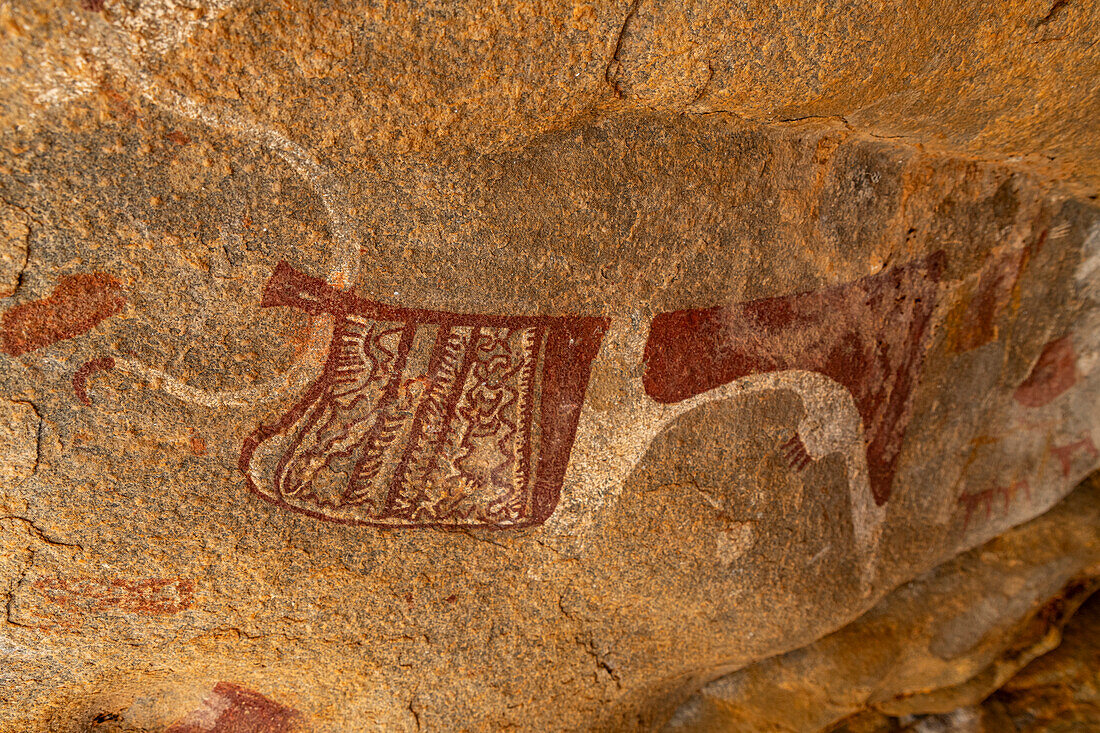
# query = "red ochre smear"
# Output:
<box><xmin>1013</xmin><ymin>336</ymin><xmax>1077</xmax><ymax>408</ymax></box>
<box><xmin>32</xmin><ymin>577</ymin><xmax>194</xmax><ymax>617</ymax></box>
<box><xmin>166</xmin><ymin>682</ymin><xmax>300</xmax><ymax>733</ymax></box>
<box><xmin>951</xmin><ymin>246</ymin><xmax>1027</xmax><ymax>353</ymax></box>
<box><xmin>73</xmin><ymin>356</ymin><xmax>116</xmax><ymax>405</ymax></box>
<box><xmin>643</xmin><ymin>252</ymin><xmax>945</xmax><ymax>507</ymax></box>
<box><xmin>1</xmin><ymin>273</ymin><xmax>125</xmax><ymax>356</ymax></box>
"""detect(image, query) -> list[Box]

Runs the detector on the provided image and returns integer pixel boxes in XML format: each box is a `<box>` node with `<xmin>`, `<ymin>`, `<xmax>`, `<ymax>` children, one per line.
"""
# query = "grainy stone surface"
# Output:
<box><xmin>813</xmin><ymin>588</ymin><xmax>1100</xmax><ymax>733</ymax></box>
<box><xmin>988</xmin><ymin>588</ymin><xmax>1100</xmax><ymax>732</ymax></box>
<box><xmin>664</xmin><ymin>474</ymin><xmax>1100</xmax><ymax>732</ymax></box>
<box><xmin>0</xmin><ymin>1</ymin><xmax>1099</xmax><ymax>730</ymax></box>
<box><xmin>0</xmin><ymin>203</ymin><xmax>30</xmax><ymax>298</ymax></box>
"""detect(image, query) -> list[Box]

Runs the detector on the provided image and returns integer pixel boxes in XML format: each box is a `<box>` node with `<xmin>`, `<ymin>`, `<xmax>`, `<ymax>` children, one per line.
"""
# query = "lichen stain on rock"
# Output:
<box><xmin>0</xmin><ymin>273</ymin><xmax>125</xmax><ymax>356</ymax></box>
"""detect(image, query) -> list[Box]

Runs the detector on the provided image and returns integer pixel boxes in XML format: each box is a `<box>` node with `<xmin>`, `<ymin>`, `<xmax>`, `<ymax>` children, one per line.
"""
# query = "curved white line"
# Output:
<box><xmin>83</xmin><ymin>26</ymin><xmax>362</xmax><ymax>409</ymax></box>
<box><xmin>111</xmin><ymin>315</ymin><xmax>335</xmax><ymax>409</ymax></box>
<box><xmin>550</xmin><ymin>317</ymin><xmax>884</xmax><ymax>578</ymax></box>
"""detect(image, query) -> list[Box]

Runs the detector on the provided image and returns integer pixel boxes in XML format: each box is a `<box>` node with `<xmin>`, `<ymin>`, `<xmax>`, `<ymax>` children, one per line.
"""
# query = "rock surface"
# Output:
<box><xmin>664</xmin><ymin>473</ymin><xmax>1100</xmax><ymax>732</ymax></box>
<box><xmin>0</xmin><ymin>1</ymin><xmax>1099</xmax><ymax>730</ymax></box>
<box><xmin>810</xmin><ymin>584</ymin><xmax>1100</xmax><ymax>733</ymax></box>
<box><xmin>987</xmin><ymin>587</ymin><xmax>1100</xmax><ymax>732</ymax></box>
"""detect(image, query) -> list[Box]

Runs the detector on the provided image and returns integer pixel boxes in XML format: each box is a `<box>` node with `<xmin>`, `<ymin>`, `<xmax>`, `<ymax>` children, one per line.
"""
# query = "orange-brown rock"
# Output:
<box><xmin>1</xmin><ymin>1</ymin><xmax>1099</xmax><ymax>730</ymax></box>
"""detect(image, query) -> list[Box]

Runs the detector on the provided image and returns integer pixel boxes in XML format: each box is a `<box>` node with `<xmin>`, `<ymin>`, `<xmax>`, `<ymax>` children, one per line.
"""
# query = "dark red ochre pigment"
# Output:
<box><xmin>1</xmin><ymin>273</ymin><xmax>124</xmax><ymax>356</ymax></box>
<box><xmin>166</xmin><ymin>682</ymin><xmax>300</xmax><ymax>733</ymax></box>
<box><xmin>240</xmin><ymin>262</ymin><xmax>608</xmax><ymax>529</ymax></box>
<box><xmin>72</xmin><ymin>356</ymin><xmax>116</xmax><ymax>405</ymax></box>
<box><xmin>1014</xmin><ymin>336</ymin><xmax>1078</xmax><ymax>408</ymax></box>
<box><xmin>643</xmin><ymin>252</ymin><xmax>945</xmax><ymax>506</ymax></box>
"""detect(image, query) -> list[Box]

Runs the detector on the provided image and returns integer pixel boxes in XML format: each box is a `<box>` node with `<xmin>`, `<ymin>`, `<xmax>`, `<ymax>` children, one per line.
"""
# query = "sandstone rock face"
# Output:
<box><xmin>988</xmin><ymin>588</ymin><xmax>1100</xmax><ymax>732</ymax></box>
<box><xmin>664</xmin><ymin>475</ymin><xmax>1100</xmax><ymax>732</ymax></box>
<box><xmin>1</xmin><ymin>1</ymin><xmax>1099</xmax><ymax>730</ymax></box>
<box><xmin>794</xmin><ymin>584</ymin><xmax>1100</xmax><ymax>733</ymax></box>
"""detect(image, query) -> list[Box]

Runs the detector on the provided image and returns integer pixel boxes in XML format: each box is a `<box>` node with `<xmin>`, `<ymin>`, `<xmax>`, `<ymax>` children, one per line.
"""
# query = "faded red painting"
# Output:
<box><xmin>1</xmin><ymin>273</ymin><xmax>124</xmax><ymax>356</ymax></box>
<box><xmin>949</xmin><ymin>245</ymin><xmax>1027</xmax><ymax>353</ymax></box>
<box><xmin>240</xmin><ymin>262</ymin><xmax>608</xmax><ymax>529</ymax></box>
<box><xmin>166</xmin><ymin>682</ymin><xmax>300</xmax><ymax>733</ymax></box>
<box><xmin>72</xmin><ymin>356</ymin><xmax>116</xmax><ymax>405</ymax></box>
<box><xmin>28</xmin><ymin>576</ymin><xmax>193</xmax><ymax>628</ymax></box>
<box><xmin>643</xmin><ymin>252</ymin><xmax>945</xmax><ymax>506</ymax></box>
<box><xmin>1052</xmin><ymin>434</ymin><xmax>1098</xmax><ymax>477</ymax></box>
<box><xmin>958</xmin><ymin>481</ymin><xmax>1031</xmax><ymax>528</ymax></box>
<box><xmin>1013</xmin><ymin>336</ymin><xmax>1077</xmax><ymax>408</ymax></box>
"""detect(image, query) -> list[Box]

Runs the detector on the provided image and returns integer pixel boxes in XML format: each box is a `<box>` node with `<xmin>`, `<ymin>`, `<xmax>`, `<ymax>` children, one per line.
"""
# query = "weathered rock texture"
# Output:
<box><xmin>987</xmin><ymin>588</ymin><xmax>1100</xmax><ymax>732</ymax></box>
<box><xmin>664</xmin><ymin>474</ymin><xmax>1100</xmax><ymax>732</ymax></box>
<box><xmin>814</xmin><ymin>585</ymin><xmax>1100</xmax><ymax>733</ymax></box>
<box><xmin>1</xmin><ymin>1</ymin><xmax>1099</xmax><ymax>730</ymax></box>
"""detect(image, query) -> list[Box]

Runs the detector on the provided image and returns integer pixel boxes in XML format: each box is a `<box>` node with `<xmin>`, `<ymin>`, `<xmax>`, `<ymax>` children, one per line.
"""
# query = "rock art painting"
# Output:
<box><xmin>1014</xmin><ymin>336</ymin><xmax>1078</xmax><ymax>408</ymax></box>
<box><xmin>58</xmin><ymin>65</ymin><xmax>610</xmax><ymax>531</ymax></box>
<box><xmin>72</xmin><ymin>356</ymin><xmax>116</xmax><ymax>406</ymax></box>
<box><xmin>0</xmin><ymin>273</ymin><xmax>125</xmax><ymax>356</ymax></box>
<box><xmin>953</xmin><ymin>323</ymin><xmax>1099</xmax><ymax>536</ymax></box>
<box><xmin>240</xmin><ymin>262</ymin><xmax>608</xmax><ymax>528</ymax></box>
<box><xmin>958</xmin><ymin>481</ymin><xmax>1032</xmax><ymax>529</ymax></box>
<box><xmin>643</xmin><ymin>252</ymin><xmax>946</xmax><ymax>507</ymax></box>
<box><xmin>1052</xmin><ymin>434</ymin><xmax>1100</xmax><ymax>477</ymax></box>
<box><xmin>51</xmin><ymin>61</ymin><xmax>616</xmax><ymax>533</ymax></box>
<box><xmin>165</xmin><ymin>682</ymin><xmax>300</xmax><ymax>733</ymax></box>
<box><xmin>558</xmin><ymin>252</ymin><xmax>946</xmax><ymax>566</ymax></box>
<box><xmin>65</xmin><ymin>48</ymin><xmax>362</xmax><ymax>413</ymax></box>
<box><xmin>948</xmin><ymin>244</ymin><xmax>1028</xmax><ymax>354</ymax></box>
<box><xmin>22</xmin><ymin>577</ymin><xmax>193</xmax><ymax>629</ymax></box>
